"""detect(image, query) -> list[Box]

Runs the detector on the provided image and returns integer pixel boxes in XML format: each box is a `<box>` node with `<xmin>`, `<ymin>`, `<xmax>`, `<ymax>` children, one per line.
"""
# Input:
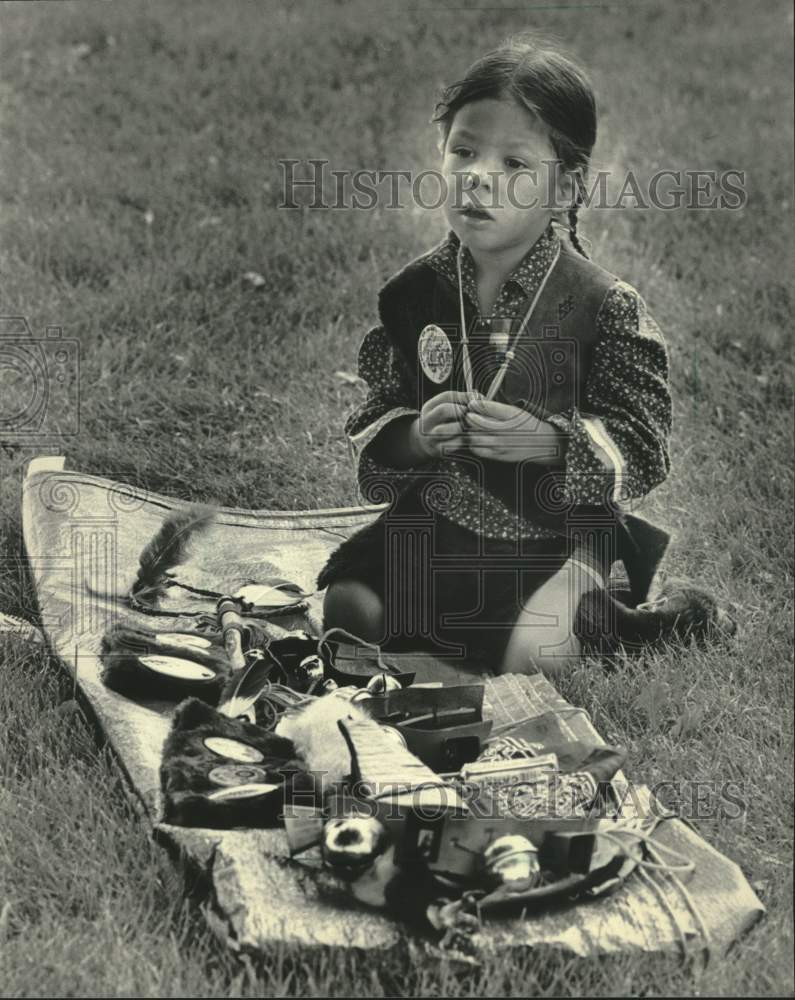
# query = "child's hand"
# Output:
<box><xmin>463</xmin><ymin>397</ymin><xmax>565</xmax><ymax>464</ymax></box>
<box><xmin>412</xmin><ymin>390</ymin><xmax>472</xmax><ymax>460</ymax></box>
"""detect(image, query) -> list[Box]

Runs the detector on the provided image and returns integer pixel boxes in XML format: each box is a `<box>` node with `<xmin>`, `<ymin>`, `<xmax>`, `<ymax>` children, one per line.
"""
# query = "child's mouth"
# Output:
<box><xmin>459</xmin><ymin>204</ymin><xmax>494</xmax><ymax>221</ymax></box>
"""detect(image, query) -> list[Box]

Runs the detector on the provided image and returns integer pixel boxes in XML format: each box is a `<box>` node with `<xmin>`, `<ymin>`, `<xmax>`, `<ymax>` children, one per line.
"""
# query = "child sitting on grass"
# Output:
<box><xmin>317</xmin><ymin>33</ymin><xmax>672</xmax><ymax>675</ymax></box>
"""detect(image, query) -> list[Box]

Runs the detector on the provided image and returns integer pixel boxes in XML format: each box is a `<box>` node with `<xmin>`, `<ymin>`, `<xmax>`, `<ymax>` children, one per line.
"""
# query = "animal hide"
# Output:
<box><xmin>99</xmin><ymin>622</ymin><xmax>229</xmax><ymax>702</ymax></box>
<box><xmin>575</xmin><ymin>575</ymin><xmax>738</xmax><ymax>656</ymax></box>
<box><xmin>275</xmin><ymin>692</ymin><xmax>372</xmax><ymax>790</ymax></box>
<box><xmin>160</xmin><ymin>697</ymin><xmax>303</xmax><ymax>827</ymax></box>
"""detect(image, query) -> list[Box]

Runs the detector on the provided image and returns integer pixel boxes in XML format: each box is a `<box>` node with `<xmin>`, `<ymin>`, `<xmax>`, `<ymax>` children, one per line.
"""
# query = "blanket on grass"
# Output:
<box><xmin>20</xmin><ymin>457</ymin><xmax>763</xmax><ymax>960</ymax></box>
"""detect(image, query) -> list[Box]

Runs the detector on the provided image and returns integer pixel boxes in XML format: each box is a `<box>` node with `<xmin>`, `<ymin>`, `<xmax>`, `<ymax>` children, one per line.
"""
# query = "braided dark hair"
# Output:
<box><xmin>433</xmin><ymin>34</ymin><xmax>595</xmax><ymax>259</ymax></box>
<box><xmin>567</xmin><ymin>206</ymin><xmax>589</xmax><ymax>259</ymax></box>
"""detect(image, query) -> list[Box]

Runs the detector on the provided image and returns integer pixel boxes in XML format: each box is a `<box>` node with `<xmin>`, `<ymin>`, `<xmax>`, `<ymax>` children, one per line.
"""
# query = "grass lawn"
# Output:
<box><xmin>0</xmin><ymin>0</ymin><xmax>793</xmax><ymax>995</ymax></box>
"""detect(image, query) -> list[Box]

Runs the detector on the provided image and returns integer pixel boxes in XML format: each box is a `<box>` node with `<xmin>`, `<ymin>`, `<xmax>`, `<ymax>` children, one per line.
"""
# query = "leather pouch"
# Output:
<box><xmin>363</xmin><ymin>683</ymin><xmax>492</xmax><ymax>771</ymax></box>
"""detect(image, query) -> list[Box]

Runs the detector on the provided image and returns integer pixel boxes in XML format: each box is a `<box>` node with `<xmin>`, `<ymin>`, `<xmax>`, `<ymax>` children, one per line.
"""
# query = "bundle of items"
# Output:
<box><xmin>99</xmin><ymin>604</ymin><xmax>695</xmax><ymax>947</ymax></box>
<box><xmin>279</xmin><ymin>710</ymin><xmax>686</xmax><ymax>940</ymax></box>
<box><xmin>94</xmin><ymin>506</ymin><xmax>701</xmax><ymax>948</ymax></box>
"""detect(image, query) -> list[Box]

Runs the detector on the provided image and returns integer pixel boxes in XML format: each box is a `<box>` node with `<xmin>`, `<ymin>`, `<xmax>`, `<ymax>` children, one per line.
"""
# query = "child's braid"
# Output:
<box><xmin>568</xmin><ymin>206</ymin><xmax>589</xmax><ymax>259</ymax></box>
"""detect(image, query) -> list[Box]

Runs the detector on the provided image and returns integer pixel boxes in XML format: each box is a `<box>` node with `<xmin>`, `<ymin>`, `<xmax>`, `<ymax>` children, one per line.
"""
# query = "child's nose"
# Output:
<box><xmin>470</xmin><ymin>164</ymin><xmax>490</xmax><ymax>189</ymax></box>
<box><xmin>471</xmin><ymin>157</ymin><xmax>501</xmax><ymax>190</ymax></box>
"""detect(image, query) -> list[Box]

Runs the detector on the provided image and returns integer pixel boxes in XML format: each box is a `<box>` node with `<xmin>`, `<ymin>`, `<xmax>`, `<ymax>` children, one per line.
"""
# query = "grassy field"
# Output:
<box><xmin>0</xmin><ymin>0</ymin><xmax>793</xmax><ymax>995</ymax></box>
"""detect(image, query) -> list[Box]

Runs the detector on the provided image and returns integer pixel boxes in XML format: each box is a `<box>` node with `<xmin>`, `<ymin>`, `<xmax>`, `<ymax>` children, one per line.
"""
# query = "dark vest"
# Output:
<box><xmin>377</xmin><ymin>238</ymin><xmax>619</xmax><ymax>528</ymax></box>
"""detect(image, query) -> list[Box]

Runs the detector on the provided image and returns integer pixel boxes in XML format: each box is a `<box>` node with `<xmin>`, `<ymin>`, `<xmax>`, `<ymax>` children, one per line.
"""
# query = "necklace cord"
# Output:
<box><xmin>455</xmin><ymin>241</ymin><xmax>562</xmax><ymax>403</ymax></box>
<box><xmin>455</xmin><ymin>246</ymin><xmax>475</xmax><ymax>395</ymax></box>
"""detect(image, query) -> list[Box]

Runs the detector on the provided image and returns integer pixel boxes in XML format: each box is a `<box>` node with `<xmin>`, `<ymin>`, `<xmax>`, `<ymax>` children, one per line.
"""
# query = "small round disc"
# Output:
<box><xmin>156</xmin><ymin>633</ymin><xmax>213</xmax><ymax>651</ymax></box>
<box><xmin>208</xmin><ymin>764</ymin><xmax>269</xmax><ymax>787</ymax></box>
<box><xmin>203</xmin><ymin>737</ymin><xmax>264</xmax><ymax>763</ymax></box>
<box><xmin>234</xmin><ymin>583</ymin><xmax>302</xmax><ymax>608</ymax></box>
<box><xmin>206</xmin><ymin>782</ymin><xmax>280</xmax><ymax>801</ymax></box>
<box><xmin>139</xmin><ymin>655</ymin><xmax>215</xmax><ymax>681</ymax></box>
<box><xmin>365</xmin><ymin>673</ymin><xmax>402</xmax><ymax>695</ymax></box>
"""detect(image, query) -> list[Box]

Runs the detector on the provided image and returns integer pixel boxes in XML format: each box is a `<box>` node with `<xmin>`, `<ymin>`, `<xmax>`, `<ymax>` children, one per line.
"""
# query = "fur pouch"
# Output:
<box><xmin>100</xmin><ymin>622</ymin><xmax>230</xmax><ymax>702</ymax></box>
<box><xmin>575</xmin><ymin>575</ymin><xmax>737</xmax><ymax>656</ymax></box>
<box><xmin>160</xmin><ymin>697</ymin><xmax>303</xmax><ymax>827</ymax></box>
<box><xmin>275</xmin><ymin>692</ymin><xmax>373</xmax><ymax>790</ymax></box>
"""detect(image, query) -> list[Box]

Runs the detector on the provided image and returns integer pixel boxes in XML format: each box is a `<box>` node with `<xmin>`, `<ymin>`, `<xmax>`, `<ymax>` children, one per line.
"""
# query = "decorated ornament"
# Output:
<box><xmin>296</xmin><ymin>654</ymin><xmax>325</xmax><ymax>689</ymax></box>
<box><xmin>234</xmin><ymin>580</ymin><xmax>308</xmax><ymax>610</ymax></box>
<box><xmin>365</xmin><ymin>673</ymin><xmax>402</xmax><ymax>696</ymax></box>
<box><xmin>482</xmin><ymin>834</ymin><xmax>540</xmax><ymax>885</ymax></box>
<box><xmin>206</xmin><ymin>782</ymin><xmax>280</xmax><ymax>801</ymax></box>
<box><xmin>418</xmin><ymin>324</ymin><xmax>454</xmax><ymax>384</ymax></box>
<box><xmin>479</xmin><ymin>734</ymin><xmax>545</xmax><ymax>761</ymax></box>
<box><xmin>207</xmin><ymin>764</ymin><xmax>271</xmax><ymax>787</ymax></box>
<box><xmin>488</xmin><ymin>324</ymin><xmax>511</xmax><ymax>354</ymax></box>
<box><xmin>321</xmin><ymin>816</ymin><xmax>389</xmax><ymax>871</ymax></box>
<box><xmin>203</xmin><ymin>736</ymin><xmax>265</xmax><ymax>763</ymax></box>
<box><xmin>138</xmin><ymin>655</ymin><xmax>216</xmax><ymax>682</ymax></box>
<box><xmin>152</xmin><ymin>632</ymin><xmax>213</xmax><ymax>651</ymax></box>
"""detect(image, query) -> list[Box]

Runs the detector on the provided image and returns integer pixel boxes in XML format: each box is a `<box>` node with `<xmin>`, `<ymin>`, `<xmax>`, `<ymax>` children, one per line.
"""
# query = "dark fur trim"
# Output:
<box><xmin>160</xmin><ymin>697</ymin><xmax>304</xmax><ymax>828</ymax></box>
<box><xmin>575</xmin><ymin>576</ymin><xmax>737</xmax><ymax>656</ymax></box>
<box><xmin>99</xmin><ymin>623</ymin><xmax>229</xmax><ymax>703</ymax></box>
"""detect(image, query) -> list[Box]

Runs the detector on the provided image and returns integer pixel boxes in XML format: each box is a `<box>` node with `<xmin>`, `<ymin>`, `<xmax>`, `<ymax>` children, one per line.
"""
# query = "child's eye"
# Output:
<box><xmin>451</xmin><ymin>146</ymin><xmax>474</xmax><ymax>159</ymax></box>
<box><xmin>506</xmin><ymin>157</ymin><xmax>528</xmax><ymax>170</ymax></box>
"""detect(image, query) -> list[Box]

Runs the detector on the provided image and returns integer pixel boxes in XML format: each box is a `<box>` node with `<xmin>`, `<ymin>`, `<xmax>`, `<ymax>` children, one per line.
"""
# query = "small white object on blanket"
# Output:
<box><xmin>275</xmin><ymin>690</ymin><xmax>370</xmax><ymax>787</ymax></box>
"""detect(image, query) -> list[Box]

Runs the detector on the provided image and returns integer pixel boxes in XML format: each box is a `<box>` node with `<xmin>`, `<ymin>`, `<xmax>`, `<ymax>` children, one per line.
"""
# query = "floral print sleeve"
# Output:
<box><xmin>344</xmin><ymin>325</ymin><xmax>424</xmax><ymax>505</ymax></box>
<box><xmin>546</xmin><ymin>281</ymin><xmax>672</xmax><ymax>506</ymax></box>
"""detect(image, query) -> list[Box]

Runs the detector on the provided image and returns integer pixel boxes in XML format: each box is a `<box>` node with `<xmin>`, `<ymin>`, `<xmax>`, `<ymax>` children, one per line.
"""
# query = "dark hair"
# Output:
<box><xmin>433</xmin><ymin>34</ymin><xmax>596</xmax><ymax>258</ymax></box>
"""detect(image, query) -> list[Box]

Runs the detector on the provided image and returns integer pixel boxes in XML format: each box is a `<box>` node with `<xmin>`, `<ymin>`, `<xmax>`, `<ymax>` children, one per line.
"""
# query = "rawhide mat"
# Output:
<box><xmin>20</xmin><ymin>457</ymin><xmax>763</xmax><ymax>960</ymax></box>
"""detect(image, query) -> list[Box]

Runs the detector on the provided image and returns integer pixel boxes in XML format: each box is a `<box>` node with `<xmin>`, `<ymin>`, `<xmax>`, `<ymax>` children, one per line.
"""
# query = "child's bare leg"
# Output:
<box><xmin>498</xmin><ymin>553</ymin><xmax>607</xmax><ymax>676</ymax></box>
<box><xmin>321</xmin><ymin>579</ymin><xmax>385</xmax><ymax>644</ymax></box>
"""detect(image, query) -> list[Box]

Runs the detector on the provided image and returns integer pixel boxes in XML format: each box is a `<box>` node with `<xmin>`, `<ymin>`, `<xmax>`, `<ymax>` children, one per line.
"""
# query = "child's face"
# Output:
<box><xmin>441</xmin><ymin>96</ymin><xmax>567</xmax><ymax>259</ymax></box>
